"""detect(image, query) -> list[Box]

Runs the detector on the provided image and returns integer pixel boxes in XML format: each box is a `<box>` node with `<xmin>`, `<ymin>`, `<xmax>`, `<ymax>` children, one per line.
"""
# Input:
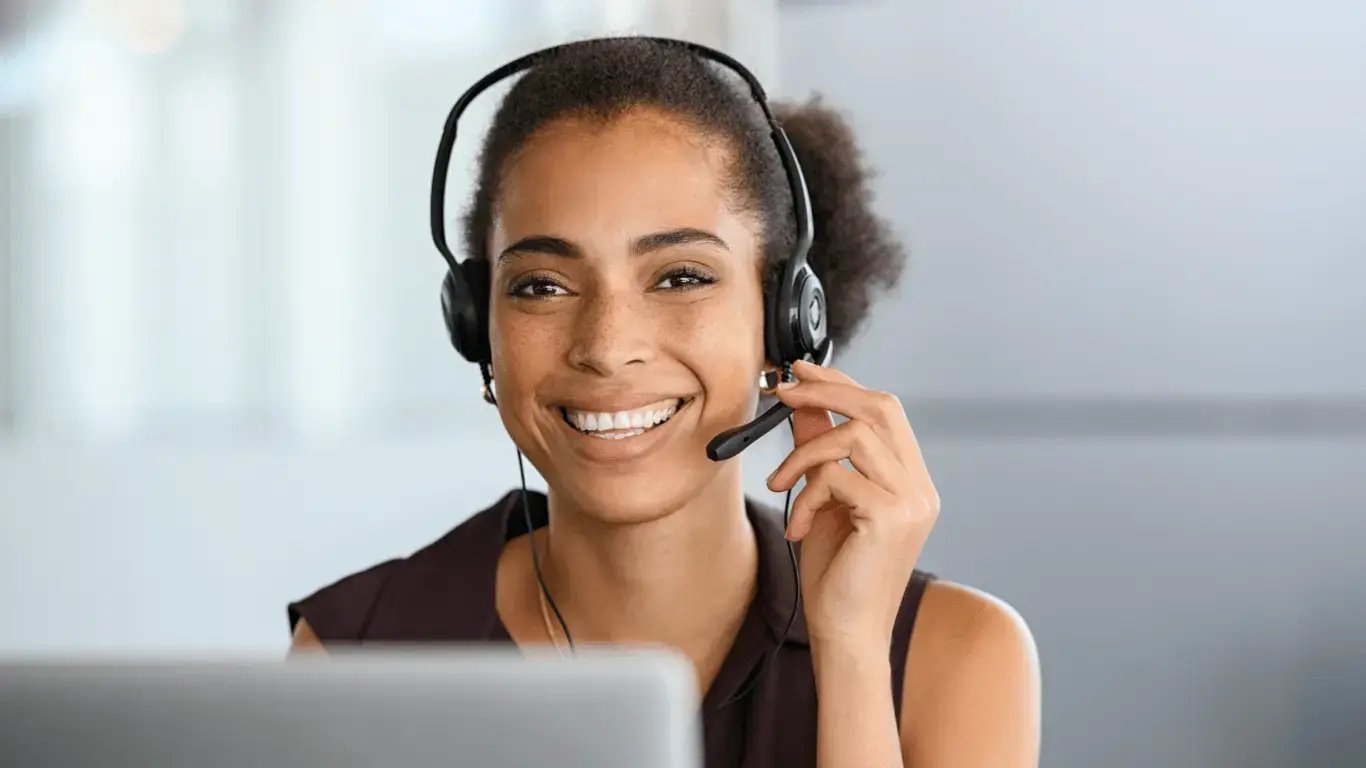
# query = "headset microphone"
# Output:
<box><xmin>706</xmin><ymin>339</ymin><xmax>833</xmax><ymax>461</ymax></box>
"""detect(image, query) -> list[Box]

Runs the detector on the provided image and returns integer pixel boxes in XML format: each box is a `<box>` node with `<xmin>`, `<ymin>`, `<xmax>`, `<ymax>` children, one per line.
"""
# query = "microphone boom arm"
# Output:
<box><xmin>705</xmin><ymin>340</ymin><xmax>834</xmax><ymax>462</ymax></box>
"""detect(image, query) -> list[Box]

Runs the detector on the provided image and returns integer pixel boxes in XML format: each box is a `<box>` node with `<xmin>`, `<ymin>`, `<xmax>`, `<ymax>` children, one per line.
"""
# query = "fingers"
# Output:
<box><xmin>775</xmin><ymin>379</ymin><xmax>896</xmax><ymax>424</ymax></box>
<box><xmin>767</xmin><ymin>419</ymin><xmax>905</xmax><ymax>496</ymax></box>
<box><xmin>775</xmin><ymin>379</ymin><xmax>924</xmax><ymax>471</ymax></box>
<box><xmin>772</xmin><ymin>361</ymin><xmax>940</xmax><ymax>542</ymax></box>
<box><xmin>790</xmin><ymin>406</ymin><xmax>835</xmax><ymax>448</ymax></box>
<box><xmin>790</xmin><ymin>358</ymin><xmax>860</xmax><ymax>387</ymax></box>
<box><xmin>784</xmin><ymin>463</ymin><xmax>897</xmax><ymax>541</ymax></box>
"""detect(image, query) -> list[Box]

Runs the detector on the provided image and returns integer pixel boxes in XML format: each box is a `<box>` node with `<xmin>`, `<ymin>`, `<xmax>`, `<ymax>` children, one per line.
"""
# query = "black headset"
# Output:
<box><xmin>429</xmin><ymin>36</ymin><xmax>832</xmax><ymax>461</ymax></box>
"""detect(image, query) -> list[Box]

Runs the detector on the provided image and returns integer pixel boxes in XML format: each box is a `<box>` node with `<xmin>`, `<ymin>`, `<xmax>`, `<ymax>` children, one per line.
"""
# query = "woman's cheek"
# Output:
<box><xmin>492</xmin><ymin>306</ymin><xmax>562</xmax><ymax>370</ymax></box>
<box><xmin>666</xmin><ymin>302</ymin><xmax>762</xmax><ymax>411</ymax></box>
<box><xmin>488</xmin><ymin>314</ymin><xmax>560</xmax><ymax>441</ymax></box>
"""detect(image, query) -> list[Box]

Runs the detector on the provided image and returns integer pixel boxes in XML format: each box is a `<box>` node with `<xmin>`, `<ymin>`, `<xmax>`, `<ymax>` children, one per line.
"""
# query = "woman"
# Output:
<box><xmin>288</xmin><ymin>37</ymin><xmax>1040</xmax><ymax>767</ymax></box>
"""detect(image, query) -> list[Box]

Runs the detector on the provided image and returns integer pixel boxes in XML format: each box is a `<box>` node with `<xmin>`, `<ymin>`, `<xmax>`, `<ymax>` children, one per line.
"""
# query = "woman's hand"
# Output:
<box><xmin>766</xmin><ymin>359</ymin><xmax>941</xmax><ymax>647</ymax></box>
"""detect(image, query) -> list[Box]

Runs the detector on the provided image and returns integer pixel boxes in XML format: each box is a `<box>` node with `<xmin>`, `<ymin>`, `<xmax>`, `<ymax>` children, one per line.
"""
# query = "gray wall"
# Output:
<box><xmin>776</xmin><ymin>2</ymin><xmax>1365</xmax><ymax>766</ymax></box>
<box><xmin>0</xmin><ymin>116</ymin><xmax>11</xmax><ymax>432</ymax></box>
<box><xmin>779</xmin><ymin>0</ymin><xmax>1365</xmax><ymax>401</ymax></box>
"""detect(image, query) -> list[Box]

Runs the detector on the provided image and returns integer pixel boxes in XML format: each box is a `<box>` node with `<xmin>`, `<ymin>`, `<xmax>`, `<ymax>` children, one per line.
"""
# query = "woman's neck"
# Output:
<box><xmin>536</xmin><ymin>467</ymin><xmax>759</xmax><ymax>651</ymax></box>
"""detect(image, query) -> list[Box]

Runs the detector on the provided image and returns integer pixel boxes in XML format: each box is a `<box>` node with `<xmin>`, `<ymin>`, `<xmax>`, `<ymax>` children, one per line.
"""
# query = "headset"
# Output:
<box><xmin>429</xmin><ymin>36</ymin><xmax>825</xmax><ymax>708</ymax></box>
<box><xmin>429</xmin><ymin>35</ymin><xmax>833</xmax><ymax>463</ymax></box>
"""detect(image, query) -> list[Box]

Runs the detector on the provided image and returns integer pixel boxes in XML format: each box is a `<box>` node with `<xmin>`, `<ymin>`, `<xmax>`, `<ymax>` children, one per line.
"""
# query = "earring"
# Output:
<box><xmin>479</xmin><ymin>363</ymin><xmax>498</xmax><ymax>405</ymax></box>
<box><xmin>758</xmin><ymin>367</ymin><xmax>781</xmax><ymax>394</ymax></box>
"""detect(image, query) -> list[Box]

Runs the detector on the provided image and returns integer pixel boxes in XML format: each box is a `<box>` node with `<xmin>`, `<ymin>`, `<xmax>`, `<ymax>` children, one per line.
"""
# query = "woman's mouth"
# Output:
<box><xmin>559</xmin><ymin>397</ymin><xmax>693</xmax><ymax>440</ymax></box>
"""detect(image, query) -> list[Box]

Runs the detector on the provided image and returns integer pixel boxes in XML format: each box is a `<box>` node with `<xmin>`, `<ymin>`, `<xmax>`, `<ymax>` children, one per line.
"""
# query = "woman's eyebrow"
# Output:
<box><xmin>630</xmin><ymin>228</ymin><xmax>730</xmax><ymax>256</ymax></box>
<box><xmin>498</xmin><ymin>228</ymin><xmax>729</xmax><ymax>265</ymax></box>
<box><xmin>498</xmin><ymin>236</ymin><xmax>579</xmax><ymax>264</ymax></box>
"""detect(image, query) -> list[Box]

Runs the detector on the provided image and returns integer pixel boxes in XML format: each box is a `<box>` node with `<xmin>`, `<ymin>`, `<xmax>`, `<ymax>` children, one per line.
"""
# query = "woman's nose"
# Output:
<box><xmin>565</xmin><ymin>288</ymin><xmax>654</xmax><ymax>376</ymax></box>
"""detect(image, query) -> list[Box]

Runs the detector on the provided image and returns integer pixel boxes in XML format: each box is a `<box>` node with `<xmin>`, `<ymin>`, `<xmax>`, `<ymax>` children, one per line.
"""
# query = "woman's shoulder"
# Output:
<box><xmin>898</xmin><ymin>578</ymin><xmax>1040</xmax><ymax>757</ymax></box>
<box><xmin>285</xmin><ymin>490</ymin><xmax>523</xmax><ymax>643</ymax></box>
<box><xmin>905</xmin><ymin>579</ymin><xmax>1036</xmax><ymax>688</ymax></box>
<box><xmin>915</xmin><ymin>579</ymin><xmax>1034</xmax><ymax>653</ymax></box>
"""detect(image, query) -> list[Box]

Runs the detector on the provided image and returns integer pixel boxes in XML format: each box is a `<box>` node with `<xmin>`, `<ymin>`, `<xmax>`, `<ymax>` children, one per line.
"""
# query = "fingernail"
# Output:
<box><xmin>776</xmin><ymin>379</ymin><xmax>797</xmax><ymax>391</ymax></box>
<box><xmin>766</xmin><ymin>467</ymin><xmax>778</xmax><ymax>484</ymax></box>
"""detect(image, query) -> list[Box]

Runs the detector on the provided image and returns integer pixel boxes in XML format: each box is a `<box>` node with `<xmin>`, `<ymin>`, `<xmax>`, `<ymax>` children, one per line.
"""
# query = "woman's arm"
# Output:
<box><xmin>898</xmin><ymin>581</ymin><xmax>1041</xmax><ymax>767</ymax></box>
<box><xmin>812</xmin><ymin>636</ymin><xmax>904</xmax><ymax>767</ymax></box>
<box><xmin>811</xmin><ymin>581</ymin><xmax>1039</xmax><ymax>768</ymax></box>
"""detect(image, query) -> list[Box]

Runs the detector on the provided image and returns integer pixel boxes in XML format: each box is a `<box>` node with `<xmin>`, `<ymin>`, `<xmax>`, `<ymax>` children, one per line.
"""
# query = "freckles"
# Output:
<box><xmin>493</xmin><ymin>301</ymin><xmax>555</xmax><ymax>345</ymax></box>
<box><xmin>655</xmin><ymin>302</ymin><xmax>735</xmax><ymax>354</ymax></box>
<box><xmin>660</xmin><ymin>299</ymin><xmax>761</xmax><ymax>392</ymax></box>
<box><xmin>491</xmin><ymin>313</ymin><xmax>561</xmax><ymax>383</ymax></box>
<box><xmin>659</xmin><ymin>309</ymin><xmax>710</xmax><ymax>340</ymax></box>
<box><xmin>520</xmin><ymin>320</ymin><xmax>562</xmax><ymax>349</ymax></box>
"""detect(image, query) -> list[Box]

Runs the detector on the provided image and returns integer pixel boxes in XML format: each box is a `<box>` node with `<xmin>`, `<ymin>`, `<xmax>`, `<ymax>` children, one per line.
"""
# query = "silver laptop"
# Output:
<box><xmin>0</xmin><ymin>646</ymin><xmax>701</xmax><ymax>768</ymax></box>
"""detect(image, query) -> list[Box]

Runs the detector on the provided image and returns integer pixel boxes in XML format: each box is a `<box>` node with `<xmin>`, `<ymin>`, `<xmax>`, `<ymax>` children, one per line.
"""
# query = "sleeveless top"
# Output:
<box><xmin>286</xmin><ymin>489</ymin><xmax>937</xmax><ymax>768</ymax></box>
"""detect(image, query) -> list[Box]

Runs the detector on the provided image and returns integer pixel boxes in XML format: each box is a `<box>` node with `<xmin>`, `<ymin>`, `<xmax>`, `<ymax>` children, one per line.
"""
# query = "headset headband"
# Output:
<box><xmin>428</xmin><ymin>36</ymin><xmax>813</xmax><ymax>278</ymax></box>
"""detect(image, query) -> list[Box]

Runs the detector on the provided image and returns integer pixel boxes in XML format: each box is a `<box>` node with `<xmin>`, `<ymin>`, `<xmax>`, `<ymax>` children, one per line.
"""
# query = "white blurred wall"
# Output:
<box><xmin>0</xmin><ymin>0</ymin><xmax>777</xmax><ymax>440</ymax></box>
<box><xmin>0</xmin><ymin>0</ymin><xmax>782</xmax><ymax>643</ymax></box>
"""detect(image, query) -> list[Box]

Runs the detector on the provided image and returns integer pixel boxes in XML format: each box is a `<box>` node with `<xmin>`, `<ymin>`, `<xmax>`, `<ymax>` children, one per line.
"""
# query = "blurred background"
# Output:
<box><xmin>1</xmin><ymin>0</ymin><xmax>1362</xmax><ymax>765</ymax></box>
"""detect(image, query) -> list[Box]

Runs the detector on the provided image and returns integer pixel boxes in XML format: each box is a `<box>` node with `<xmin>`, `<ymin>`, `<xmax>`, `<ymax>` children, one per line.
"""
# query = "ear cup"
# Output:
<box><xmin>440</xmin><ymin>258</ymin><xmax>492</xmax><ymax>364</ymax></box>
<box><xmin>765</xmin><ymin>260</ymin><xmax>827</xmax><ymax>366</ymax></box>
<box><xmin>793</xmin><ymin>264</ymin><xmax>828</xmax><ymax>355</ymax></box>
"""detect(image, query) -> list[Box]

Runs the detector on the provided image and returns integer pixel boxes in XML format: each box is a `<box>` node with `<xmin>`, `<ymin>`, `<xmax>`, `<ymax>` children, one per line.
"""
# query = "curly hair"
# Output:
<box><xmin>460</xmin><ymin>37</ymin><xmax>906</xmax><ymax>348</ymax></box>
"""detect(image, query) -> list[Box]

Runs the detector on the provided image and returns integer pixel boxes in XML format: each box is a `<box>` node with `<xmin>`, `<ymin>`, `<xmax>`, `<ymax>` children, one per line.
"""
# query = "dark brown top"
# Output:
<box><xmin>287</xmin><ymin>489</ymin><xmax>936</xmax><ymax>768</ymax></box>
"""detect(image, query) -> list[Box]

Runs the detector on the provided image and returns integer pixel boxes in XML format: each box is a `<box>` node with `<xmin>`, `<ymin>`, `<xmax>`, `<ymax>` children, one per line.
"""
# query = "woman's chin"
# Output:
<box><xmin>553</xmin><ymin>472</ymin><xmax>703</xmax><ymax>526</ymax></box>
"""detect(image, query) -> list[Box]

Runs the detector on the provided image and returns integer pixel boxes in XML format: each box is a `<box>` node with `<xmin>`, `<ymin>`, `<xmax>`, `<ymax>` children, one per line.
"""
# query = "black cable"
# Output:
<box><xmin>518</xmin><ymin>448</ymin><xmax>575</xmax><ymax>653</ymax></box>
<box><xmin>714</xmin><ymin>411</ymin><xmax>801</xmax><ymax>711</ymax></box>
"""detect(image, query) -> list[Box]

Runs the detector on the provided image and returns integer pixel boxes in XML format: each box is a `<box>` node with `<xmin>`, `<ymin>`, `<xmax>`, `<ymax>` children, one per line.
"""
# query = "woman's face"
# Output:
<box><xmin>486</xmin><ymin>107</ymin><xmax>767</xmax><ymax>523</ymax></box>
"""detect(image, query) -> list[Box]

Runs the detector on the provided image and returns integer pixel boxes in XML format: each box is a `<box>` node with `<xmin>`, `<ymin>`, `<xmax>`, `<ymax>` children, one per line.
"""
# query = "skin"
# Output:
<box><xmin>293</xmin><ymin>106</ymin><xmax>1040</xmax><ymax>767</ymax></box>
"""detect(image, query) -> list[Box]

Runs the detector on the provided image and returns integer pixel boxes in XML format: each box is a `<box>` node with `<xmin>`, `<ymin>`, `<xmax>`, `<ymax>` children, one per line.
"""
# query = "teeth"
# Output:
<box><xmin>564</xmin><ymin>399</ymin><xmax>682</xmax><ymax>435</ymax></box>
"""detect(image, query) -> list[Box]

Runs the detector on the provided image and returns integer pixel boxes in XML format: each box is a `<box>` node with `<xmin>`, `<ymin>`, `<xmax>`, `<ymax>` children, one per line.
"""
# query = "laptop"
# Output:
<box><xmin>0</xmin><ymin>645</ymin><xmax>701</xmax><ymax>768</ymax></box>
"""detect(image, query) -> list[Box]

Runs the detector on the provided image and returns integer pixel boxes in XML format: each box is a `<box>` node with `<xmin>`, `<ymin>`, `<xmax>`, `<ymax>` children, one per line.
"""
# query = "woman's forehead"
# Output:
<box><xmin>491</xmin><ymin>109</ymin><xmax>755</xmax><ymax>248</ymax></box>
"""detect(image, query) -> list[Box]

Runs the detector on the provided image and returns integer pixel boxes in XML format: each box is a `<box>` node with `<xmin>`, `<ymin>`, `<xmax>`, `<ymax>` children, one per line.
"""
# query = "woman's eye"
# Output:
<box><xmin>509</xmin><ymin>277</ymin><xmax>570</xmax><ymax>298</ymax></box>
<box><xmin>654</xmin><ymin>268</ymin><xmax>717</xmax><ymax>291</ymax></box>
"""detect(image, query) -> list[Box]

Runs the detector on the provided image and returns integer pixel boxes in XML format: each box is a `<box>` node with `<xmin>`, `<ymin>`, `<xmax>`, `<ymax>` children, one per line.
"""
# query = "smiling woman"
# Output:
<box><xmin>287</xmin><ymin>36</ymin><xmax>1039</xmax><ymax>768</ymax></box>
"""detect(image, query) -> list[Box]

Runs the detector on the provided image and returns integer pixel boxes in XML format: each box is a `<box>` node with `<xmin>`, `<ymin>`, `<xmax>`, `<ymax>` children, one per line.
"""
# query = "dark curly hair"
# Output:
<box><xmin>461</xmin><ymin>37</ymin><xmax>905</xmax><ymax>348</ymax></box>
